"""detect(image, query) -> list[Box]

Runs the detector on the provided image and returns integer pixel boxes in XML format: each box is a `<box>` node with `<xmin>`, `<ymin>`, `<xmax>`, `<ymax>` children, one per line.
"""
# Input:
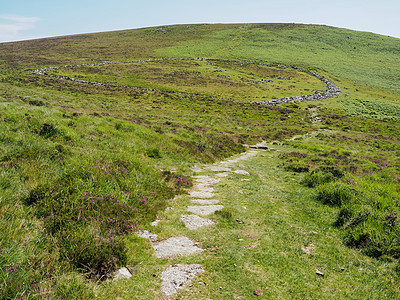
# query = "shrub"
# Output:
<box><xmin>146</xmin><ymin>148</ymin><xmax>161</xmax><ymax>158</ymax></box>
<box><xmin>315</xmin><ymin>181</ymin><xmax>355</xmax><ymax>206</ymax></box>
<box><xmin>335</xmin><ymin>206</ymin><xmax>355</xmax><ymax>227</ymax></box>
<box><xmin>302</xmin><ymin>170</ymin><xmax>334</xmax><ymax>187</ymax></box>
<box><xmin>55</xmin><ymin>274</ymin><xmax>95</xmax><ymax>299</ymax></box>
<box><xmin>215</xmin><ymin>209</ymin><xmax>233</xmax><ymax>219</ymax></box>
<box><xmin>23</xmin><ymin>157</ymin><xmax>175</xmax><ymax>279</ymax></box>
<box><xmin>39</xmin><ymin>122</ymin><xmax>58</xmax><ymax>138</ymax></box>
<box><xmin>59</xmin><ymin>226</ymin><xmax>127</xmax><ymax>279</ymax></box>
<box><xmin>302</xmin><ymin>166</ymin><xmax>344</xmax><ymax>187</ymax></box>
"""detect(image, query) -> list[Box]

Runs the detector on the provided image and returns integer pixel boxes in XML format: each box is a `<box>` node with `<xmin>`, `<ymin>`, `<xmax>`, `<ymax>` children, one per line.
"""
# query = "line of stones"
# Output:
<box><xmin>32</xmin><ymin>57</ymin><xmax>341</xmax><ymax>105</ymax></box>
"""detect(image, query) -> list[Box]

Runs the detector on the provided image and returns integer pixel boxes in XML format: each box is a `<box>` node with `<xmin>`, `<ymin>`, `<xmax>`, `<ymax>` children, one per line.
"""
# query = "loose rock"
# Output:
<box><xmin>113</xmin><ymin>267</ymin><xmax>132</xmax><ymax>281</ymax></box>
<box><xmin>234</xmin><ymin>170</ymin><xmax>250</xmax><ymax>175</ymax></box>
<box><xmin>301</xmin><ymin>243</ymin><xmax>315</xmax><ymax>255</ymax></box>
<box><xmin>151</xmin><ymin>220</ymin><xmax>160</xmax><ymax>226</ymax></box>
<box><xmin>137</xmin><ymin>230</ymin><xmax>158</xmax><ymax>242</ymax></box>
<box><xmin>254</xmin><ymin>289</ymin><xmax>263</xmax><ymax>296</ymax></box>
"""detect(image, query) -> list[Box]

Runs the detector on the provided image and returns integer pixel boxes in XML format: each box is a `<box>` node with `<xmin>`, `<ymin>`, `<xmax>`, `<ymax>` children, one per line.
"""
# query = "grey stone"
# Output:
<box><xmin>113</xmin><ymin>267</ymin><xmax>132</xmax><ymax>281</ymax></box>
<box><xmin>205</xmin><ymin>166</ymin><xmax>232</xmax><ymax>172</ymax></box>
<box><xmin>190</xmin><ymin>199</ymin><xmax>220</xmax><ymax>205</ymax></box>
<box><xmin>216</xmin><ymin>172</ymin><xmax>229</xmax><ymax>177</ymax></box>
<box><xmin>187</xmin><ymin>205</ymin><xmax>224</xmax><ymax>216</ymax></box>
<box><xmin>152</xmin><ymin>237</ymin><xmax>203</xmax><ymax>258</ymax></box>
<box><xmin>180</xmin><ymin>214</ymin><xmax>215</xmax><ymax>230</ymax></box>
<box><xmin>190</xmin><ymin>166</ymin><xmax>203</xmax><ymax>173</ymax></box>
<box><xmin>189</xmin><ymin>191</ymin><xmax>214</xmax><ymax>198</ymax></box>
<box><xmin>234</xmin><ymin>170</ymin><xmax>250</xmax><ymax>175</ymax></box>
<box><xmin>194</xmin><ymin>177</ymin><xmax>220</xmax><ymax>184</ymax></box>
<box><xmin>151</xmin><ymin>220</ymin><xmax>160</xmax><ymax>226</ymax></box>
<box><xmin>161</xmin><ymin>264</ymin><xmax>204</xmax><ymax>296</ymax></box>
<box><xmin>137</xmin><ymin>230</ymin><xmax>158</xmax><ymax>242</ymax></box>
<box><xmin>194</xmin><ymin>183</ymin><xmax>214</xmax><ymax>192</ymax></box>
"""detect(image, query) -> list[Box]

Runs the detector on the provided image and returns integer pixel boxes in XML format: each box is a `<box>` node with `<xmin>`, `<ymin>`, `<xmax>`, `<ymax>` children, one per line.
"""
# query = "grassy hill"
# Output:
<box><xmin>1</xmin><ymin>23</ymin><xmax>400</xmax><ymax>299</ymax></box>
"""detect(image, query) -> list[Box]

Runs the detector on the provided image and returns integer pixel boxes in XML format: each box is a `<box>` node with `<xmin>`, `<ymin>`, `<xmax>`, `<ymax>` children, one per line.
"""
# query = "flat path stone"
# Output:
<box><xmin>218</xmin><ymin>150</ymin><xmax>259</xmax><ymax>166</ymax></box>
<box><xmin>187</xmin><ymin>205</ymin><xmax>224</xmax><ymax>216</ymax></box>
<box><xmin>234</xmin><ymin>170</ymin><xmax>250</xmax><ymax>175</ymax></box>
<box><xmin>216</xmin><ymin>172</ymin><xmax>229</xmax><ymax>177</ymax></box>
<box><xmin>190</xmin><ymin>199</ymin><xmax>220</xmax><ymax>205</ymax></box>
<box><xmin>180</xmin><ymin>214</ymin><xmax>215</xmax><ymax>230</ymax></box>
<box><xmin>195</xmin><ymin>177</ymin><xmax>220</xmax><ymax>184</ymax></box>
<box><xmin>153</xmin><ymin>237</ymin><xmax>203</xmax><ymax>258</ymax></box>
<box><xmin>190</xmin><ymin>166</ymin><xmax>203</xmax><ymax>173</ymax></box>
<box><xmin>137</xmin><ymin>230</ymin><xmax>158</xmax><ymax>242</ymax></box>
<box><xmin>195</xmin><ymin>183</ymin><xmax>214</xmax><ymax>192</ymax></box>
<box><xmin>205</xmin><ymin>166</ymin><xmax>232</xmax><ymax>172</ymax></box>
<box><xmin>189</xmin><ymin>191</ymin><xmax>214</xmax><ymax>198</ymax></box>
<box><xmin>161</xmin><ymin>264</ymin><xmax>204</xmax><ymax>296</ymax></box>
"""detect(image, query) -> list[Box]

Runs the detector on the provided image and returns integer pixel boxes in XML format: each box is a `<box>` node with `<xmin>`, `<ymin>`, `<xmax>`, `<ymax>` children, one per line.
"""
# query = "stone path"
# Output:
<box><xmin>116</xmin><ymin>147</ymin><xmax>266</xmax><ymax>296</ymax></box>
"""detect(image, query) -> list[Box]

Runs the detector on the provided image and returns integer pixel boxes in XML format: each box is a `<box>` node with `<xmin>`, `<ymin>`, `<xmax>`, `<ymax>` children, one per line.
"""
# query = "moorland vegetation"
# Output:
<box><xmin>0</xmin><ymin>23</ymin><xmax>400</xmax><ymax>298</ymax></box>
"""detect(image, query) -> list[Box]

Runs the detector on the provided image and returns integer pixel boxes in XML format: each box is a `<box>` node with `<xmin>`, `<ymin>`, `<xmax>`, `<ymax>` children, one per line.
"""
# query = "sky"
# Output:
<box><xmin>1</xmin><ymin>0</ymin><xmax>399</xmax><ymax>43</ymax></box>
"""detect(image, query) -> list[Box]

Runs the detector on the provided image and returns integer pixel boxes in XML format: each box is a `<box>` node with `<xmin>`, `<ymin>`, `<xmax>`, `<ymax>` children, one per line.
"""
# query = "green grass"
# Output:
<box><xmin>0</xmin><ymin>23</ymin><xmax>400</xmax><ymax>298</ymax></box>
<box><xmin>341</xmin><ymin>98</ymin><xmax>400</xmax><ymax>121</ymax></box>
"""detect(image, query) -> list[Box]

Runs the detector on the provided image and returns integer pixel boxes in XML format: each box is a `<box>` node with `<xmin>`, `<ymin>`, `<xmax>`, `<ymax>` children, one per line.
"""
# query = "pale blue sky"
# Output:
<box><xmin>1</xmin><ymin>0</ymin><xmax>399</xmax><ymax>42</ymax></box>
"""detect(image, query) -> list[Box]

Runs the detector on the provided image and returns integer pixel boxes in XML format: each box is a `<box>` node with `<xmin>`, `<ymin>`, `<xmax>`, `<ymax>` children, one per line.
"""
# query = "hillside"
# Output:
<box><xmin>1</xmin><ymin>23</ymin><xmax>400</xmax><ymax>299</ymax></box>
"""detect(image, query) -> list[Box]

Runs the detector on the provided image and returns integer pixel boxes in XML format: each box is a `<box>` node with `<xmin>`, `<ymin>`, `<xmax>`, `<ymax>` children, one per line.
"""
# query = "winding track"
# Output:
<box><xmin>33</xmin><ymin>58</ymin><xmax>341</xmax><ymax>105</ymax></box>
